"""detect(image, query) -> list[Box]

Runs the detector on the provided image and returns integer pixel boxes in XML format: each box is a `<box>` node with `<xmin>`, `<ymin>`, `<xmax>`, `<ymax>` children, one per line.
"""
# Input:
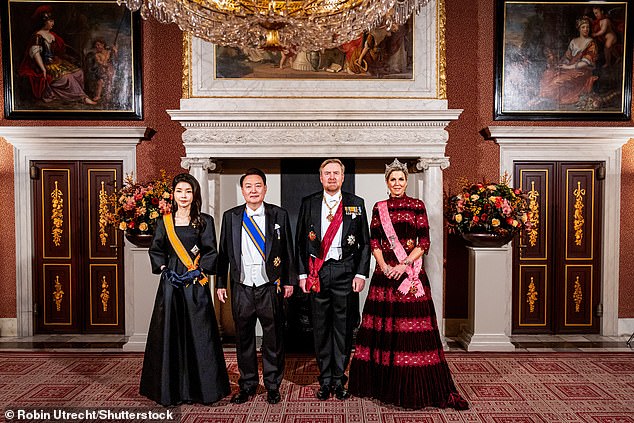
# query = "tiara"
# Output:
<box><xmin>385</xmin><ymin>158</ymin><xmax>408</xmax><ymax>179</ymax></box>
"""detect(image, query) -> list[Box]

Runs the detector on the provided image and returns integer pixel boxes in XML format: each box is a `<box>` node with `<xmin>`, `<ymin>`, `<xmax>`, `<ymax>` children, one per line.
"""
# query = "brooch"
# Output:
<box><xmin>406</xmin><ymin>239</ymin><xmax>415</xmax><ymax>249</ymax></box>
<box><xmin>190</xmin><ymin>245</ymin><xmax>200</xmax><ymax>255</ymax></box>
<box><xmin>347</xmin><ymin>235</ymin><xmax>356</xmax><ymax>245</ymax></box>
<box><xmin>309</xmin><ymin>231</ymin><xmax>317</xmax><ymax>241</ymax></box>
<box><xmin>273</xmin><ymin>256</ymin><xmax>281</xmax><ymax>267</ymax></box>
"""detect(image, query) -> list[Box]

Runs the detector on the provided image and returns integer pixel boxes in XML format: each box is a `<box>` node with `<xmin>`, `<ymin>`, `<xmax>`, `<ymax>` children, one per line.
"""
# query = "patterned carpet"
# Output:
<box><xmin>1</xmin><ymin>351</ymin><xmax>633</xmax><ymax>422</ymax></box>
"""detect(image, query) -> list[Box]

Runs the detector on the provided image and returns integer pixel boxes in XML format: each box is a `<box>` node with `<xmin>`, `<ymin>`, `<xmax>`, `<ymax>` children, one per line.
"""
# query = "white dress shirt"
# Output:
<box><xmin>241</xmin><ymin>204</ymin><xmax>269</xmax><ymax>287</ymax></box>
<box><xmin>322</xmin><ymin>191</ymin><xmax>343</xmax><ymax>261</ymax></box>
<box><xmin>299</xmin><ymin>191</ymin><xmax>365</xmax><ymax>281</ymax></box>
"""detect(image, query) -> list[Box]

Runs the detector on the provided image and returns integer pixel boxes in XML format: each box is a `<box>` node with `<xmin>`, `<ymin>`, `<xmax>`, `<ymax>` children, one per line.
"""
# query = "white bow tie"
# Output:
<box><xmin>247</xmin><ymin>209</ymin><xmax>264</xmax><ymax>217</ymax></box>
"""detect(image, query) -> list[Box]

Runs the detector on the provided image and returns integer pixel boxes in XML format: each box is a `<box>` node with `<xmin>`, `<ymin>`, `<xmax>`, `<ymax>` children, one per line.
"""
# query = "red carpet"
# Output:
<box><xmin>0</xmin><ymin>351</ymin><xmax>633</xmax><ymax>422</ymax></box>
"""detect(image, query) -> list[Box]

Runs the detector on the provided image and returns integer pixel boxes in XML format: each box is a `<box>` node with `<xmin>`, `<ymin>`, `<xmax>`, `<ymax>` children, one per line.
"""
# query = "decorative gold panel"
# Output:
<box><xmin>564</xmin><ymin>265</ymin><xmax>593</xmax><ymax>327</ymax></box>
<box><xmin>527</xmin><ymin>181</ymin><xmax>540</xmax><ymax>247</ymax></box>
<box><xmin>573</xmin><ymin>276</ymin><xmax>582</xmax><ymax>313</ymax></box>
<box><xmin>100</xmin><ymin>276</ymin><xmax>110</xmax><ymax>312</ymax></box>
<box><xmin>518</xmin><ymin>265</ymin><xmax>548</xmax><ymax>327</ymax></box>
<box><xmin>573</xmin><ymin>181</ymin><xmax>585</xmax><ymax>247</ymax></box>
<box><xmin>51</xmin><ymin>181</ymin><xmax>64</xmax><ymax>247</ymax></box>
<box><xmin>98</xmin><ymin>182</ymin><xmax>109</xmax><ymax>247</ymax></box>
<box><xmin>52</xmin><ymin>275</ymin><xmax>64</xmax><ymax>312</ymax></box>
<box><xmin>526</xmin><ymin>277</ymin><xmax>538</xmax><ymax>313</ymax></box>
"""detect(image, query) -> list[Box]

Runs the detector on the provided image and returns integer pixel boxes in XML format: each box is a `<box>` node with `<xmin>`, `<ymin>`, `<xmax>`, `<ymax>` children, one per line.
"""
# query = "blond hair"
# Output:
<box><xmin>319</xmin><ymin>158</ymin><xmax>345</xmax><ymax>174</ymax></box>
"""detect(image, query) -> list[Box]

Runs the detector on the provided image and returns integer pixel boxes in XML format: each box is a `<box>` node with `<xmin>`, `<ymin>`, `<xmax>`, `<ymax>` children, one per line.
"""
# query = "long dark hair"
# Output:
<box><xmin>171</xmin><ymin>173</ymin><xmax>205</xmax><ymax>230</ymax></box>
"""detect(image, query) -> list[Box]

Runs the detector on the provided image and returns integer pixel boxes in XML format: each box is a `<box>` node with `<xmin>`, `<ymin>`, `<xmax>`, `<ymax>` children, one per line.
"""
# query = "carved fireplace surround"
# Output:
<box><xmin>169</xmin><ymin>98</ymin><xmax>462</xmax><ymax>337</ymax></box>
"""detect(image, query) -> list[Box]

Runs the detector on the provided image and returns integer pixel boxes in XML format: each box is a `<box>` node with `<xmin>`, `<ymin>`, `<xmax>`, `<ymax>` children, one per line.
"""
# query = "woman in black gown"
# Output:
<box><xmin>348</xmin><ymin>159</ymin><xmax>468</xmax><ymax>410</ymax></box>
<box><xmin>141</xmin><ymin>173</ymin><xmax>230</xmax><ymax>406</ymax></box>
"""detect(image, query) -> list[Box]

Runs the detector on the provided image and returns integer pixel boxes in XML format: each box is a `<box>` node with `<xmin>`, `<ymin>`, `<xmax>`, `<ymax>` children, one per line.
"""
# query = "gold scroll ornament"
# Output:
<box><xmin>53</xmin><ymin>275</ymin><xmax>64</xmax><ymax>312</ymax></box>
<box><xmin>527</xmin><ymin>181</ymin><xmax>540</xmax><ymax>247</ymax></box>
<box><xmin>573</xmin><ymin>181</ymin><xmax>585</xmax><ymax>246</ymax></box>
<box><xmin>98</xmin><ymin>182</ymin><xmax>109</xmax><ymax>246</ymax></box>
<box><xmin>51</xmin><ymin>181</ymin><xmax>63</xmax><ymax>247</ymax></box>
<box><xmin>100</xmin><ymin>276</ymin><xmax>110</xmax><ymax>312</ymax></box>
<box><xmin>573</xmin><ymin>276</ymin><xmax>583</xmax><ymax>313</ymax></box>
<box><xmin>526</xmin><ymin>277</ymin><xmax>538</xmax><ymax>313</ymax></box>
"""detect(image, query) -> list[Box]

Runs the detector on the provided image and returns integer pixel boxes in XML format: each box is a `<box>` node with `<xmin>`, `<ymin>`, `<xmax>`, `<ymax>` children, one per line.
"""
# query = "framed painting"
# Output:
<box><xmin>186</xmin><ymin>0</ymin><xmax>440</xmax><ymax>99</ymax></box>
<box><xmin>1</xmin><ymin>0</ymin><xmax>142</xmax><ymax>120</ymax></box>
<box><xmin>214</xmin><ymin>18</ymin><xmax>414</xmax><ymax>80</ymax></box>
<box><xmin>494</xmin><ymin>0</ymin><xmax>632</xmax><ymax>120</ymax></box>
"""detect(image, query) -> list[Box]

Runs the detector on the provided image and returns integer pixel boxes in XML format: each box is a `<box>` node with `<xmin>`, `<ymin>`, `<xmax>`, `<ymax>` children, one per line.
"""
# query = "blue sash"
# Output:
<box><xmin>242</xmin><ymin>210</ymin><xmax>265</xmax><ymax>260</ymax></box>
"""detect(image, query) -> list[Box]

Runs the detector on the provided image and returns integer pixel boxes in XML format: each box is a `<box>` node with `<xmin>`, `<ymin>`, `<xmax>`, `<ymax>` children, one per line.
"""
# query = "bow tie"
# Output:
<box><xmin>247</xmin><ymin>208</ymin><xmax>264</xmax><ymax>217</ymax></box>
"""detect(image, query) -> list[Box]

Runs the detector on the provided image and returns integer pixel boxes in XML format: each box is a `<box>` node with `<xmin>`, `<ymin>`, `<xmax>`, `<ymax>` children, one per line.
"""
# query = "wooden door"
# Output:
<box><xmin>513</xmin><ymin>162</ymin><xmax>603</xmax><ymax>334</ymax></box>
<box><xmin>33</xmin><ymin>161</ymin><xmax>124</xmax><ymax>334</ymax></box>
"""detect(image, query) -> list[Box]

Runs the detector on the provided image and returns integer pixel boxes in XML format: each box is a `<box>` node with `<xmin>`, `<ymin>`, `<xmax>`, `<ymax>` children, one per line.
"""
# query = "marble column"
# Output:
<box><xmin>415</xmin><ymin>157</ymin><xmax>449</xmax><ymax>341</ymax></box>
<box><xmin>179</xmin><ymin>157</ymin><xmax>220</xmax><ymax>312</ymax></box>
<box><xmin>180</xmin><ymin>157</ymin><xmax>216</xmax><ymax>214</ymax></box>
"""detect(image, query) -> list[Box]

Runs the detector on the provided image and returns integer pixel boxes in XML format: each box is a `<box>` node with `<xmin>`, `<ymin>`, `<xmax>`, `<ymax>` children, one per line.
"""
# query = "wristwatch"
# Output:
<box><xmin>402</xmin><ymin>259</ymin><xmax>412</xmax><ymax>266</ymax></box>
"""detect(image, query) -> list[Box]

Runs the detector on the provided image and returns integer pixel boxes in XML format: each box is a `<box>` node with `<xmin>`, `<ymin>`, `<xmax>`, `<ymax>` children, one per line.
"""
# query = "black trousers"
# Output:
<box><xmin>231</xmin><ymin>282</ymin><xmax>285</xmax><ymax>391</ymax></box>
<box><xmin>310</xmin><ymin>258</ymin><xmax>360</xmax><ymax>388</ymax></box>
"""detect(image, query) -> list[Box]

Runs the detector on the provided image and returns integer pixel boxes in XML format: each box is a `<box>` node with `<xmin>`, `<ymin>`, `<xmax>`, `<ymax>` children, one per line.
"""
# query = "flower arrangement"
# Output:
<box><xmin>445</xmin><ymin>175</ymin><xmax>532</xmax><ymax>236</ymax></box>
<box><xmin>107</xmin><ymin>171</ymin><xmax>173</xmax><ymax>234</ymax></box>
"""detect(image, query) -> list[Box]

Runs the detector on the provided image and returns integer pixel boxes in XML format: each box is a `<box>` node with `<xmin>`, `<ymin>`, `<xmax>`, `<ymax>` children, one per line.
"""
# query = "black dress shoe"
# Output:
<box><xmin>230</xmin><ymin>388</ymin><xmax>256</xmax><ymax>404</ymax></box>
<box><xmin>316</xmin><ymin>384</ymin><xmax>331</xmax><ymax>400</ymax></box>
<box><xmin>266</xmin><ymin>389</ymin><xmax>281</xmax><ymax>404</ymax></box>
<box><xmin>333</xmin><ymin>385</ymin><xmax>351</xmax><ymax>400</ymax></box>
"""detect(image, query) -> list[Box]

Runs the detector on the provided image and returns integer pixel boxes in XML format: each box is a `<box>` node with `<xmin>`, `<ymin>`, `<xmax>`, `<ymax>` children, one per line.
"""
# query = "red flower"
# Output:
<box><xmin>151</xmin><ymin>197</ymin><xmax>160</xmax><ymax>205</ymax></box>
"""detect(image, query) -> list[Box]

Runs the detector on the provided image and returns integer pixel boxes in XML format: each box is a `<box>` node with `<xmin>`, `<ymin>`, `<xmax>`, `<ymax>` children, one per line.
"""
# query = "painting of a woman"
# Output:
<box><xmin>18</xmin><ymin>5</ymin><xmax>96</xmax><ymax>105</ymax></box>
<box><xmin>538</xmin><ymin>17</ymin><xmax>598</xmax><ymax>105</ymax></box>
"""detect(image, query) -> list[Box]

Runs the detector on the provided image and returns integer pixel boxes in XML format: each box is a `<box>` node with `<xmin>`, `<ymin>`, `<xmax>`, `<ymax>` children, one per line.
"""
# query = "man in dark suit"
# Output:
<box><xmin>295</xmin><ymin>158</ymin><xmax>370</xmax><ymax>400</ymax></box>
<box><xmin>217</xmin><ymin>168</ymin><xmax>296</xmax><ymax>405</ymax></box>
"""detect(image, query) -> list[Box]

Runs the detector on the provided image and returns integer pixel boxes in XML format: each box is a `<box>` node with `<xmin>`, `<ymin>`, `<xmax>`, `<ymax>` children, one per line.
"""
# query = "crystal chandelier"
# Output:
<box><xmin>118</xmin><ymin>0</ymin><xmax>429</xmax><ymax>50</ymax></box>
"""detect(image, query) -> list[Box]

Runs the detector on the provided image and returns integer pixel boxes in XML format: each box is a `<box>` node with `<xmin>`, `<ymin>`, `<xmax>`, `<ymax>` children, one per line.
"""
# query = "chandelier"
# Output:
<box><xmin>118</xmin><ymin>0</ymin><xmax>429</xmax><ymax>50</ymax></box>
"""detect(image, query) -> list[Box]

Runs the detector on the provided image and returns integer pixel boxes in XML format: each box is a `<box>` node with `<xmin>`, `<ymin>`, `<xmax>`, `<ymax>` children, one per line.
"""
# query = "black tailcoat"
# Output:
<box><xmin>295</xmin><ymin>191</ymin><xmax>370</xmax><ymax>388</ymax></box>
<box><xmin>217</xmin><ymin>202</ymin><xmax>296</xmax><ymax>391</ymax></box>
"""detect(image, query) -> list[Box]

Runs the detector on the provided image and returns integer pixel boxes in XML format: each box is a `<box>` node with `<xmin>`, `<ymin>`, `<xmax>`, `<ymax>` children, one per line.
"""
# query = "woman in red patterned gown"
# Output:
<box><xmin>348</xmin><ymin>159</ymin><xmax>468</xmax><ymax>410</ymax></box>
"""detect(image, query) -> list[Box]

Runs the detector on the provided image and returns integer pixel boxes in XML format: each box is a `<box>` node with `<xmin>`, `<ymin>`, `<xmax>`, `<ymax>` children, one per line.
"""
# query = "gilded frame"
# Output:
<box><xmin>1</xmin><ymin>0</ymin><xmax>142</xmax><ymax>120</ymax></box>
<box><xmin>495</xmin><ymin>0</ymin><xmax>632</xmax><ymax>120</ymax></box>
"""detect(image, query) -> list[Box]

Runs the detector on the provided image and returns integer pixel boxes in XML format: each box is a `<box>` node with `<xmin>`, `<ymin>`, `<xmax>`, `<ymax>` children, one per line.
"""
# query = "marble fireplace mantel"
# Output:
<box><xmin>168</xmin><ymin>104</ymin><xmax>462</xmax><ymax>338</ymax></box>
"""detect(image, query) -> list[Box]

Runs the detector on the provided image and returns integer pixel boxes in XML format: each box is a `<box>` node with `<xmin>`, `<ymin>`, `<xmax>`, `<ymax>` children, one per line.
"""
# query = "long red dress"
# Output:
<box><xmin>348</xmin><ymin>195</ymin><xmax>468</xmax><ymax>410</ymax></box>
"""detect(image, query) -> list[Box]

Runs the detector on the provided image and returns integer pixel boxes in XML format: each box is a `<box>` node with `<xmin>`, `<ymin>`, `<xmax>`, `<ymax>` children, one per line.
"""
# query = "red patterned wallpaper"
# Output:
<box><xmin>0</xmin><ymin>3</ymin><xmax>632</xmax><ymax>319</ymax></box>
<box><xmin>444</xmin><ymin>1</ymin><xmax>634</xmax><ymax>318</ymax></box>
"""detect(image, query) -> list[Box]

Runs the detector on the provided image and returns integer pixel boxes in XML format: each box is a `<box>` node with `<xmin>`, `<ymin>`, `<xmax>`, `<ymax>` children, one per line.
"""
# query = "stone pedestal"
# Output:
<box><xmin>123</xmin><ymin>247</ymin><xmax>158</xmax><ymax>351</ymax></box>
<box><xmin>459</xmin><ymin>244</ymin><xmax>515</xmax><ymax>351</ymax></box>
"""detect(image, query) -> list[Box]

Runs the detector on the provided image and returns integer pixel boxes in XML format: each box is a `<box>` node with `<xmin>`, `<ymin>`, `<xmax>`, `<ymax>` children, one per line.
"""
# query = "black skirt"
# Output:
<box><xmin>139</xmin><ymin>272</ymin><xmax>230</xmax><ymax>406</ymax></box>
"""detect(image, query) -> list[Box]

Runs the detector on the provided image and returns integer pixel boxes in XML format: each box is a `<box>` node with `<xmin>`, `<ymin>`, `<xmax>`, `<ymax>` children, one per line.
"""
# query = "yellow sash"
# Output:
<box><xmin>163</xmin><ymin>213</ymin><xmax>208</xmax><ymax>286</ymax></box>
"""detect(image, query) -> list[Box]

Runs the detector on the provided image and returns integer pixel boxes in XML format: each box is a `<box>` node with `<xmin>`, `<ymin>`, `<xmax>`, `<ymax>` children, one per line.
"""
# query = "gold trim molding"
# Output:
<box><xmin>437</xmin><ymin>0</ymin><xmax>447</xmax><ymax>99</ymax></box>
<box><xmin>182</xmin><ymin>32</ymin><xmax>192</xmax><ymax>99</ymax></box>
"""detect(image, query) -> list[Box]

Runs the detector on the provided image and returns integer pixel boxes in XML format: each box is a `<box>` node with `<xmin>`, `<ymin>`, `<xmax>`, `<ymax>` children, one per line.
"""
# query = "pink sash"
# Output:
<box><xmin>377</xmin><ymin>201</ymin><xmax>425</xmax><ymax>298</ymax></box>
